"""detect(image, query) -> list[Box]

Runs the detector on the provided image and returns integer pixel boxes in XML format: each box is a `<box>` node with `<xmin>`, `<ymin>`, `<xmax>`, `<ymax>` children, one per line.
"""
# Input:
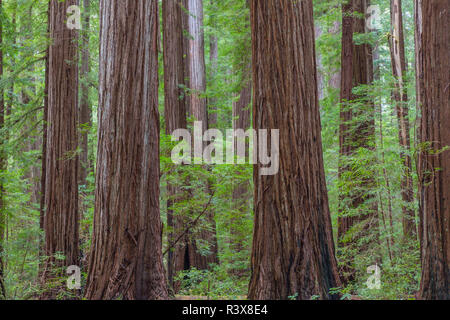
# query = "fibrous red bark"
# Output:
<box><xmin>415</xmin><ymin>0</ymin><xmax>450</xmax><ymax>300</ymax></box>
<box><xmin>85</xmin><ymin>0</ymin><xmax>168</xmax><ymax>300</ymax></box>
<box><xmin>42</xmin><ymin>0</ymin><xmax>80</xmax><ymax>282</ymax></box>
<box><xmin>337</xmin><ymin>0</ymin><xmax>379</xmax><ymax>283</ymax></box>
<box><xmin>248</xmin><ymin>0</ymin><xmax>341</xmax><ymax>300</ymax></box>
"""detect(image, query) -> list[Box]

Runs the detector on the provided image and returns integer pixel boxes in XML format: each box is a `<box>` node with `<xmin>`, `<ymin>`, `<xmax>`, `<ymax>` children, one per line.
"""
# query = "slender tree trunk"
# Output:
<box><xmin>39</xmin><ymin>2</ymin><xmax>50</xmax><ymax>272</ymax></box>
<box><xmin>85</xmin><ymin>0</ymin><xmax>168</xmax><ymax>300</ymax></box>
<box><xmin>415</xmin><ymin>0</ymin><xmax>450</xmax><ymax>300</ymax></box>
<box><xmin>185</xmin><ymin>0</ymin><xmax>218</xmax><ymax>270</ymax></box>
<box><xmin>248</xmin><ymin>0</ymin><xmax>341</xmax><ymax>300</ymax></box>
<box><xmin>389</xmin><ymin>0</ymin><xmax>416</xmax><ymax>241</ymax></box>
<box><xmin>162</xmin><ymin>0</ymin><xmax>188</xmax><ymax>291</ymax></box>
<box><xmin>42</xmin><ymin>0</ymin><xmax>79</xmax><ymax>286</ymax></box>
<box><xmin>21</xmin><ymin>5</ymin><xmax>41</xmax><ymax>206</ymax></box>
<box><xmin>208</xmin><ymin>0</ymin><xmax>218</xmax><ymax>127</ymax></box>
<box><xmin>378</xmin><ymin>98</ymin><xmax>394</xmax><ymax>262</ymax></box>
<box><xmin>337</xmin><ymin>0</ymin><xmax>378</xmax><ymax>284</ymax></box>
<box><xmin>0</xmin><ymin>0</ymin><xmax>6</xmax><ymax>299</ymax></box>
<box><xmin>187</xmin><ymin>0</ymin><xmax>208</xmax><ymax>130</ymax></box>
<box><xmin>78</xmin><ymin>0</ymin><xmax>91</xmax><ymax>186</ymax></box>
<box><xmin>230</xmin><ymin>65</ymin><xmax>251</xmax><ymax>276</ymax></box>
<box><xmin>374</xmin><ymin>46</ymin><xmax>395</xmax><ymax>258</ymax></box>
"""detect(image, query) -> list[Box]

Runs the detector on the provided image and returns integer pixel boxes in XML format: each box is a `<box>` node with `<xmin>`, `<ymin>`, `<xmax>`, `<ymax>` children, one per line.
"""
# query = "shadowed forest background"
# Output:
<box><xmin>0</xmin><ymin>0</ymin><xmax>448</xmax><ymax>300</ymax></box>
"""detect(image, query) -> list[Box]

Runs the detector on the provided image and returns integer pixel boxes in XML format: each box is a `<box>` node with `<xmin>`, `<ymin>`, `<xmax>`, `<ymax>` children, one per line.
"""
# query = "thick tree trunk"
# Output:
<box><xmin>42</xmin><ymin>0</ymin><xmax>80</xmax><ymax>282</ymax></box>
<box><xmin>248</xmin><ymin>0</ymin><xmax>341</xmax><ymax>300</ymax></box>
<box><xmin>337</xmin><ymin>0</ymin><xmax>378</xmax><ymax>283</ymax></box>
<box><xmin>162</xmin><ymin>0</ymin><xmax>188</xmax><ymax>291</ymax></box>
<box><xmin>389</xmin><ymin>0</ymin><xmax>416</xmax><ymax>240</ymax></box>
<box><xmin>78</xmin><ymin>0</ymin><xmax>91</xmax><ymax>186</ymax></box>
<box><xmin>416</xmin><ymin>0</ymin><xmax>450</xmax><ymax>300</ymax></box>
<box><xmin>85</xmin><ymin>0</ymin><xmax>168</xmax><ymax>300</ymax></box>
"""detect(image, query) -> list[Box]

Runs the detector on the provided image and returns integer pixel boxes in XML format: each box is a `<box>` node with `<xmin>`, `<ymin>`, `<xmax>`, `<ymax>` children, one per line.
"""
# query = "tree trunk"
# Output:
<box><xmin>337</xmin><ymin>0</ymin><xmax>378</xmax><ymax>284</ymax></box>
<box><xmin>162</xmin><ymin>0</ymin><xmax>188</xmax><ymax>291</ymax></box>
<box><xmin>21</xmin><ymin>5</ymin><xmax>41</xmax><ymax>206</ymax></box>
<box><xmin>389</xmin><ymin>0</ymin><xmax>416</xmax><ymax>240</ymax></box>
<box><xmin>78</xmin><ymin>0</ymin><xmax>91</xmax><ymax>186</ymax></box>
<box><xmin>416</xmin><ymin>0</ymin><xmax>450</xmax><ymax>300</ymax></box>
<box><xmin>230</xmin><ymin>64</ymin><xmax>251</xmax><ymax>276</ymax></box>
<box><xmin>40</xmin><ymin>0</ymin><xmax>49</xmax><ymax>257</ymax></box>
<box><xmin>185</xmin><ymin>0</ymin><xmax>218</xmax><ymax>270</ymax></box>
<box><xmin>248</xmin><ymin>0</ymin><xmax>341</xmax><ymax>300</ymax></box>
<box><xmin>208</xmin><ymin>0</ymin><xmax>218</xmax><ymax>127</ymax></box>
<box><xmin>85</xmin><ymin>0</ymin><xmax>168</xmax><ymax>300</ymax></box>
<box><xmin>42</xmin><ymin>0</ymin><xmax>80</xmax><ymax>283</ymax></box>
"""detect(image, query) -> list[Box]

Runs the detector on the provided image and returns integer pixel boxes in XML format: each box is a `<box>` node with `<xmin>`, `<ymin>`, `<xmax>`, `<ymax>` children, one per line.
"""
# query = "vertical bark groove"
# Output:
<box><xmin>416</xmin><ymin>0</ymin><xmax>450</xmax><ymax>300</ymax></box>
<box><xmin>248</xmin><ymin>0</ymin><xmax>341</xmax><ymax>300</ymax></box>
<box><xmin>85</xmin><ymin>0</ymin><xmax>168</xmax><ymax>300</ymax></box>
<box><xmin>42</xmin><ymin>0</ymin><xmax>80</xmax><ymax>287</ymax></box>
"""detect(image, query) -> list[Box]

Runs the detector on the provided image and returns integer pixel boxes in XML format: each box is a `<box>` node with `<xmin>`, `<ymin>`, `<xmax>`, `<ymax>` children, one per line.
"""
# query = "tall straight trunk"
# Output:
<box><xmin>21</xmin><ymin>5</ymin><xmax>41</xmax><ymax>206</ymax></box>
<box><xmin>415</xmin><ymin>0</ymin><xmax>450</xmax><ymax>300</ymax></box>
<box><xmin>187</xmin><ymin>0</ymin><xmax>208</xmax><ymax>130</ymax></box>
<box><xmin>389</xmin><ymin>0</ymin><xmax>416</xmax><ymax>240</ymax></box>
<box><xmin>248</xmin><ymin>0</ymin><xmax>341</xmax><ymax>300</ymax></box>
<box><xmin>78</xmin><ymin>0</ymin><xmax>91</xmax><ymax>186</ymax></box>
<box><xmin>337</xmin><ymin>0</ymin><xmax>378</xmax><ymax>283</ymax></box>
<box><xmin>230</xmin><ymin>65</ymin><xmax>251</xmax><ymax>275</ymax></box>
<box><xmin>0</xmin><ymin>0</ymin><xmax>6</xmax><ymax>299</ymax></box>
<box><xmin>85</xmin><ymin>0</ymin><xmax>167</xmax><ymax>300</ymax></box>
<box><xmin>184</xmin><ymin>0</ymin><xmax>218</xmax><ymax>270</ymax></box>
<box><xmin>42</xmin><ymin>0</ymin><xmax>79</xmax><ymax>280</ymax></box>
<box><xmin>208</xmin><ymin>0</ymin><xmax>218</xmax><ymax>127</ymax></box>
<box><xmin>162</xmin><ymin>0</ymin><xmax>188</xmax><ymax>291</ymax></box>
<box><xmin>231</xmin><ymin>75</ymin><xmax>251</xmax><ymax>209</ymax></box>
<box><xmin>40</xmin><ymin>0</ymin><xmax>49</xmax><ymax>255</ymax></box>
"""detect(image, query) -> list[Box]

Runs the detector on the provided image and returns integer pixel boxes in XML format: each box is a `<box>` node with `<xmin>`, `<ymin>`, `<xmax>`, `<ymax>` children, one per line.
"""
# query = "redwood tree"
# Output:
<box><xmin>178</xmin><ymin>0</ymin><xmax>218</xmax><ymax>272</ymax></box>
<box><xmin>162</xmin><ymin>0</ymin><xmax>188</xmax><ymax>290</ymax></box>
<box><xmin>337</xmin><ymin>0</ymin><xmax>378</xmax><ymax>283</ymax></box>
<box><xmin>85</xmin><ymin>0</ymin><xmax>168</xmax><ymax>300</ymax></box>
<box><xmin>230</xmin><ymin>64</ymin><xmax>252</xmax><ymax>274</ymax></box>
<box><xmin>42</xmin><ymin>0</ymin><xmax>79</xmax><ymax>278</ymax></box>
<box><xmin>415</xmin><ymin>0</ymin><xmax>449</xmax><ymax>300</ymax></box>
<box><xmin>78</xmin><ymin>0</ymin><xmax>91</xmax><ymax>186</ymax></box>
<box><xmin>389</xmin><ymin>0</ymin><xmax>416</xmax><ymax>240</ymax></box>
<box><xmin>248</xmin><ymin>0</ymin><xmax>341</xmax><ymax>300</ymax></box>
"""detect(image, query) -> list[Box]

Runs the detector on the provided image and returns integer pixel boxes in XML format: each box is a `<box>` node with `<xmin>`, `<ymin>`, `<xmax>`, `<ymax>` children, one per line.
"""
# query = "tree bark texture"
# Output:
<box><xmin>79</xmin><ymin>0</ymin><xmax>92</xmax><ymax>186</ymax></box>
<box><xmin>416</xmin><ymin>0</ymin><xmax>450</xmax><ymax>300</ymax></box>
<box><xmin>85</xmin><ymin>0</ymin><xmax>168</xmax><ymax>300</ymax></box>
<box><xmin>162</xmin><ymin>0</ymin><xmax>189</xmax><ymax>291</ymax></box>
<box><xmin>248</xmin><ymin>0</ymin><xmax>341</xmax><ymax>300</ymax></box>
<box><xmin>42</xmin><ymin>0</ymin><xmax>80</xmax><ymax>278</ymax></box>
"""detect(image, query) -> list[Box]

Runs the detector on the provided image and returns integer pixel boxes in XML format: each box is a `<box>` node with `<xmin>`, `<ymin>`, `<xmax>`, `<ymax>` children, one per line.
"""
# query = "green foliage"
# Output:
<box><xmin>0</xmin><ymin>0</ymin><xmax>424</xmax><ymax>301</ymax></box>
<box><xmin>175</xmin><ymin>265</ymin><xmax>247</xmax><ymax>300</ymax></box>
